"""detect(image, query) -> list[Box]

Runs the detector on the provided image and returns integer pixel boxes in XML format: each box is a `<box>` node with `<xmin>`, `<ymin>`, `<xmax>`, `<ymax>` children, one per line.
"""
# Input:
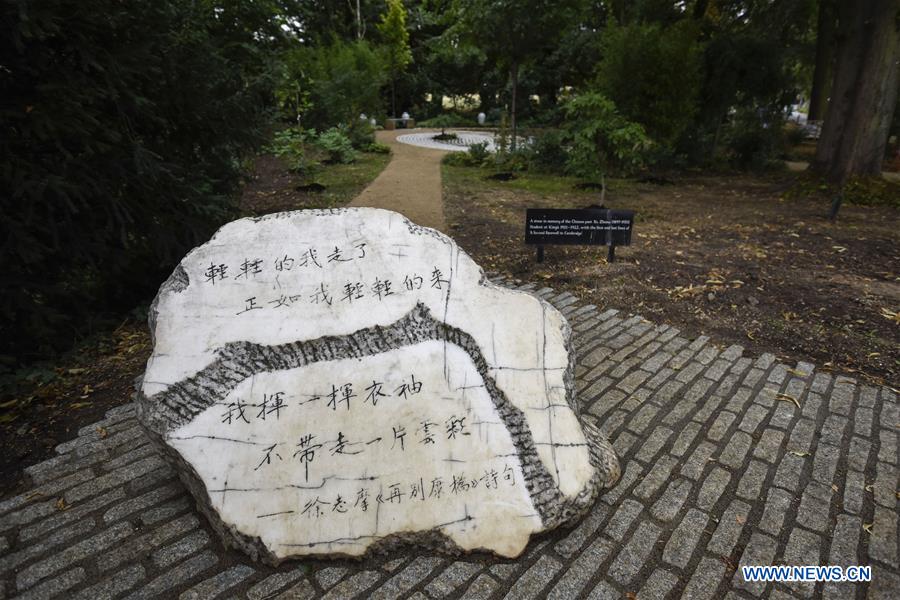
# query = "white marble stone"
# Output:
<box><xmin>137</xmin><ymin>208</ymin><xmax>618</xmax><ymax>563</ymax></box>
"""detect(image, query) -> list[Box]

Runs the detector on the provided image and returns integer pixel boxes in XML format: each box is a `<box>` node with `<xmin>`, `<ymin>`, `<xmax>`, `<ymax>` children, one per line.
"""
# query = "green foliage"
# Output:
<box><xmin>563</xmin><ymin>92</ymin><xmax>652</xmax><ymax>179</ymax></box>
<box><xmin>317</xmin><ymin>128</ymin><xmax>357</xmax><ymax>164</ymax></box>
<box><xmin>528</xmin><ymin>130</ymin><xmax>569</xmax><ymax>172</ymax></box>
<box><xmin>595</xmin><ymin>20</ymin><xmax>703</xmax><ymax>146</ymax></box>
<box><xmin>425</xmin><ymin>114</ymin><xmax>457</xmax><ymax>135</ymax></box>
<box><xmin>724</xmin><ymin>107</ymin><xmax>786</xmax><ymax>170</ymax></box>
<box><xmin>270</xmin><ymin>127</ymin><xmax>315</xmax><ymax>173</ymax></box>
<box><xmin>281</xmin><ymin>39</ymin><xmax>386</xmax><ymax>129</ymax></box>
<box><xmin>346</xmin><ymin>120</ymin><xmax>377</xmax><ymax>150</ymax></box>
<box><xmin>467</xmin><ymin>142</ymin><xmax>491</xmax><ymax>165</ymax></box>
<box><xmin>377</xmin><ymin>0</ymin><xmax>413</xmax><ymax>73</ymax></box>
<box><xmin>364</xmin><ymin>142</ymin><xmax>392</xmax><ymax>154</ymax></box>
<box><xmin>1</xmin><ymin>0</ymin><xmax>276</xmax><ymax>362</ymax></box>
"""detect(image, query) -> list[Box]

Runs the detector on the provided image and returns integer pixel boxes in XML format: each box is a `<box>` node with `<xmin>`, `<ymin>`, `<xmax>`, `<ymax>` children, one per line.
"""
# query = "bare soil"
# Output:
<box><xmin>444</xmin><ymin>166</ymin><xmax>900</xmax><ymax>388</ymax></box>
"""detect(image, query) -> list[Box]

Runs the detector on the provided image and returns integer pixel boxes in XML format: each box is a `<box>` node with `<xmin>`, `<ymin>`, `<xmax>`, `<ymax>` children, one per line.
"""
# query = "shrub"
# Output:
<box><xmin>317</xmin><ymin>128</ymin><xmax>357</xmax><ymax>164</ymax></box>
<box><xmin>270</xmin><ymin>127</ymin><xmax>314</xmax><ymax>173</ymax></box>
<box><xmin>563</xmin><ymin>92</ymin><xmax>652</xmax><ymax>179</ymax></box>
<box><xmin>467</xmin><ymin>142</ymin><xmax>491</xmax><ymax>165</ymax></box>
<box><xmin>347</xmin><ymin>120</ymin><xmax>376</xmax><ymax>150</ymax></box>
<box><xmin>528</xmin><ymin>130</ymin><xmax>568</xmax><ymax>172</ymax></box>
<box><xmin>724</xmin><ymin>107</ymin><xmax>786</xmax><ymax>170</ymax></box>
<box><xmin>364</xmin><ymin>142</ymin><xmax>392</xmax><ymax>154</ymax></box>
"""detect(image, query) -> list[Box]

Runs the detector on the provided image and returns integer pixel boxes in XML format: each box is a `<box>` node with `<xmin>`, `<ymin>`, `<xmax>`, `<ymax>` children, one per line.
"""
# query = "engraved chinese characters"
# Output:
<box><xmin>137</xmin><ymin>208</ymin><xmax>619</xmax><ymax>563</ymax></box>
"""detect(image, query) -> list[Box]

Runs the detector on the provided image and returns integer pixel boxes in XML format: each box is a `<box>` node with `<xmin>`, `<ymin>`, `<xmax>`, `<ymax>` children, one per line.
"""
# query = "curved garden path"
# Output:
<box><xmin>350</xmin><ymin>129</ymin><xmax>449</xmax><ymax>233</ymax></box>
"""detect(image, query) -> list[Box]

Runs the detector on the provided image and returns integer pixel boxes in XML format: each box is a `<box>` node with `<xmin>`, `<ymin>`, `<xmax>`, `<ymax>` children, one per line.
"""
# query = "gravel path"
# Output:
<box><xmin>349</xmin><ymin>129</ymin><xmax>450</xmax><ymax>233</ymax></box>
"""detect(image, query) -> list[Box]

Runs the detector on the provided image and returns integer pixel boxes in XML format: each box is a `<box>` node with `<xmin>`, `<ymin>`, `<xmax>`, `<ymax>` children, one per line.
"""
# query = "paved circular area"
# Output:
<box><xmin>396</xmin><ymin>130</ymin><xmax>497</xmax><ymax>153</ymax></box>
<box><xmin>1</xmin><ymin>276</ymin><xmax>897</xmax><ymax>599</ymax></box>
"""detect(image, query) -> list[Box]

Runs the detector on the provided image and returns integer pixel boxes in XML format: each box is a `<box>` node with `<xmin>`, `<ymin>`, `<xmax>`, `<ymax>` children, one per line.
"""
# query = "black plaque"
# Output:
<box><xmin>525</xmin><ymin>208</ymin><xmax>634</xmax><ymax>247</ymax></box>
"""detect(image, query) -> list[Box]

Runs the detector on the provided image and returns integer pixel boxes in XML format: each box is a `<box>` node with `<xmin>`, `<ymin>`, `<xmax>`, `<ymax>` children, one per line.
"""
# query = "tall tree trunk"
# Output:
<box><xmin>811</xmin><ymin>0</ymin><xmax>900</xmax><ymax>188</ymax></box>
<box><xmin>808</xmin><ymin>0</ymin><xmax>836</xmax><ymax>121</ymax></box>
<box><xmin>510</xmin><ymin>61</ymin><xmax>518</xmax><ymax>152</ymax></box>
<box><xmin>391</xmin><ymin>76</ymin><xmax>396</xmax><ymax>118</ymax></box>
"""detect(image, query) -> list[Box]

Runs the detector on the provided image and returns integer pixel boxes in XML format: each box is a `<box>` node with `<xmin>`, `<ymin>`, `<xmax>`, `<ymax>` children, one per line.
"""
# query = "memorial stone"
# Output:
<box><xmin>137</xmin><ymin>208</ymin><xmax>619</xmax><ymax>563</ymax></box>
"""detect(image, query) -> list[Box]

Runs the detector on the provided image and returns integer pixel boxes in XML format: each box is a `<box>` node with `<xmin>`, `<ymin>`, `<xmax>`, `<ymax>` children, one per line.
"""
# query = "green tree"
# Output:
<box><xmin>1</xmin><ymin>0</ymin><xmax>279</xmax><ymax>362</ymax></box>
<box><xmin>452</xmin><ymin>0</ymin><xmax>584</xmax><ymax>150</ymax></box>
<box><xmin>377</xmin><ymin>0</ymin><xmax>413</xmax><ymax>117</ymax></box>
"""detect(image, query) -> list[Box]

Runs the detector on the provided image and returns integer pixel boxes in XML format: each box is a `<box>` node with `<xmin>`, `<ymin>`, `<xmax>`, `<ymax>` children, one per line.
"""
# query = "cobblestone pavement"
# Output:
<box><xmin>1</xmin><ymin>276</ymin><xmax>897</xmax><ymax>599</ymax></box>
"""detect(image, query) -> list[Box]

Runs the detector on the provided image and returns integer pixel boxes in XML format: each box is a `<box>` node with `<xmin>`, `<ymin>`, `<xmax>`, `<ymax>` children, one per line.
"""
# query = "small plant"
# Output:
<box><xmin>364</xmin><ymin>142</ymin><xmax>391</xmax><ymax>154</ymax></box>
<box><xmin>270</xmin><ymin>127</ymin><xmax>314</xmax><ymax>173</ymax></box>
<box><xmin>529</xmin><ymin>130</ymin><xmax>568</xmax><ymax>172</ymax></box>
<box><xmin>347</xmin><ymin>120</ymin><xmax>377</xmax><ymax>149</ymax></box>
<box><xmin>467</xmin><ymin>142</ymin><xmax>490</xmax><ymax>165</ymax></box>
<box><xmin>317</xmin><ymin>127</ymin><xmax>357</xmax><ymax>164</ymax></box>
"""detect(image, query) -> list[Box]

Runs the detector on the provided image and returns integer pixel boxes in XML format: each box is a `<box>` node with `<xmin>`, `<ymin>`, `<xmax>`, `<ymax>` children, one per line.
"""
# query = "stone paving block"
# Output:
<box><xmin>708</xmin><ymin>500</ymin><xmax>751</xmax><ymax>556</ymax></box>
<box><xmin>682</xmin><ymin>556</ymin><xmax>725</xmax><ymax>600</ymax></box>
<box><xmin>783</xmin><ymin>527</ymin><xmax>823</xmax><ymax>597</ymax></box>
<box><xmin>63</xmin><ymin>456</ymin><xmax>166</xmax><ymax>504</ymax></box>
<box><xmin>878</xmin><ymin>429</ymin><xmax>897</xmax><ymax>465</ymax></box>
<box><xmin>769</xmin><ymin>401</ymin><xmax>797</xmax><ymax>430</ymax></box>
<box><xmin>555</xmin><ymin>505</ymin><xmax>608</xmax><ymax>558</ymax></box>
<box><xmin>828</xmin><ymin>514</ymin><xmax>861</xmax><ymax>571</ymax></box>
<box><xmin>586</xmin><ymin>580</ymin><xmax>618</xmax><ymax>600</ymax></box>
<box><xmin>18</xmin><ymin>486</ymin><xmax>126</xmax><ymax>543</ymax></box>
<box><xmin>663</xmin><ymin>508</ymin><xmax>709</xmax><ymax>569</ymax></box>
<box><xmin>246</xmin><ymin>568</ymin><xmax>309</xmax><ymax>600</ymax></box>
<box><xmin>122</xmin><ymin>550</ymin><xmax>218</xmax><ymax>600</ymax></box>
<box><xmin>708</xmin><ymin>411</ymin><xmax>736</xmax><ymax>442</ymax></box>
<box><xmin>15</xmin><ymin>566</ymin><xmax>85</xmax><ymax>600</ymax></box>
<box><xmin>315</xmin><ymin>567</ymin><xmax>349</xmax><ymax>589</ymax></box>
<box><xmin>370</xmin><ymin>556</ymin><xmax>442</xmax><ymax>600</ymax></box>
<box><xmin>99</xmin><ymin>514</ymin><xmax>199</xmax><ymax>572</ymax></box>
<box><xmin>100</xmin><ymin>442</ymin><xmax>156</xmax><ymax>471</ymax></box>
<box><xmin>547</xmin><ymin>537</ymin><xmax>614</xmax><ymax>600</ymax></box>
<box><xmin>637</xmin><ymin>568</ymin><xmax>678</xmax><ymax>600</ymax></box>
<box><xmin>500</xmin><ymin>555</ymin><xmax>561</xmax><ymax>600</ymax></box>
<box><xmin>811</xmin><ymin>443</ymin><xmax>840</xmax><ymax>484</ymax></box>
<box><xmin>0</xmin><ymin>470</ymin><xmax>95</xmax><ymax>517</ymax></box>
<box><xmin>0</xmin><ymin>517</ymin><xmax>95</xmax><ymax>574</ymax></box>
<box><xmin>796</xmin><ymin>482</ymin><xmax>834</xmax><ymax>533</ymax></box>
<box><xmin>670</xmin><ymin>422</ymin><xmax>702</xmax><ymax>457</ymax></box>
<box><xmin>869</xmin><ymin>506</ymin><xmax>899</xmax><ymax>568</ymax></box>
<box><xmin>103</xmin><ymin>482</ymin><xmax>183</xmax><ymax>523</ymax></box>
<box><xmin>612</xmin><ymin>431</ymin><xmax>638</xmax><ymax>457</ymax></box>
<box><xmin>626</xmin><ymin>403</ymin><xmax>660</xmax><ymax>435</ymax></box>
<box><xmin>787</xmin><ymin>419</ymin><xmax>816</xmax><ymax>454</ymax></box>
<box><xmin>854</xmin><ymin>407</ymin><xmax>874</xmax><ymax>438</ymax></box>
<box><xmin>867</xmin><ymin>565</ymin><xmax>900</xmax><ymax>600</ymax></box>
<box><xmin>634</xmin><ymin>455</ymin><xmax>678</xmax><ymax>499</ymax></box>
<box><xmin>321</xmin><ymin>570</ymin><xmax>381</xmax><ymax>600</ymax></box>
<box><xmin>809</xmin><ymin>371</ymin><xmax>831</xmax><ymax>394</ymax></box>
<box><xmin>139</xmin><ymin>496</ymin><xmax>191</xmax><ymax>526</ymax></box>
<box><xmin>179</xmin><ymin>564</ymin><xmax>255</xmax><ymax>600</ymax></box>
<box><xmin>635</xmin><ymin>426</ymin><xmax>673</xmax><ymax>463</ymax></box>
<box><xmin>738</xmin><ymin>404</ymin><xmax>769</xmax><ymax>434</ymax></box>
<box><xmin>820</xmin><ymin>414</ymin><xmax>849</xmax><ymax>447</ymax></box>
<box><xmin>608</xmin><ymin>521</ymin><xmax>661</xmax><ymax>585</ymax></box>
<box><xmin>152</xmin><ymin>530</ymin><xmax>210</xmax><ymax>568</ymax></box>
<box><xmin>742</xmin><ymin>368</ymin><xmax>765</xmax><ymax>389</ymax></box>
<box><xmin>654</xmin><ymin>379</ymin><xmax>686</xmax><ymax>406</ymax></box>
<box><xmin>646</xmin><ymin>367</ymin><xmax>676</xmax><ymax>391</ymax></box>
<box><xmin>16</xmin><ymin>521</ymin><xmax>133</xmax><ymax>591</ymax></box>
<box><xmin>617</xmin><ymin>370</ymin><xmax>652</xmax><ymax>394</ymax></box>
<box><xmin>650</xmin><ymin>479</ymin><xmax>693</xmax><ymax>521</ymax></box>
<box><xmin>425</xmin><ymin>561</ymin><xmax>482</xmax><ymax>598</ymax></box>
<box><xmin>705</xmin><ymin>359</ymin><xmax>732</xmax><ymax>382</ymax></box>
<box><xmin>681</xmin><ymin>441</ymin><xmax>716</xmax><ymax>480</ymax></box>
<box><xmin>696</xmin><ymin>467</ymin><xmax>731</xmax><ymax>511</ymax></box>
<box><xmin>754</xmin><ymin>353</ymin><xmax>776</xmax><ymax>370</ymax></box>
<box><xmin>873</xmin><ymin>462</ymin><xmax>898</xmax><ymax>508</ymax></box>
<box><xmin>773</xmin><ymin>454</ymin><xmax>805</xmax><ymax>492</ymax></box>
<box><xmin>718</xmin><ymin>432</ymin><xmax>753</xmax><ymax>469</ymax></box>
<box><xmin>72</xmin><ymin>564</ymin><xmax>145</xmax><ymax>600</ymax></box>
<box><xmin>752</xmin><ymin>428</ymin><xmax>785</xmax><ymax>464</ymax></box>
<box><xmin>758</xmin><ymin>487</ymin><xmax>794</xmax><ymax>537</ymax></box>
<box><xmin>606</xmin><ymin>499</ymin><xmax>643</xmax><ymax>541</ymax></box>
<box><xmin>602</xmin><ymin>460</ymin><xmax>643</xmax><ymax>505</ymax></box>
<box><xmin>463</xmin><ymin>574</ymin><xmax>499</xmax><ymax>600</ymax></box>
<box><xmin>801</xmin><ymin>392</ymin><xmax>823</xmax><ymax>421</ymax></box>
<box><xmin>734</xmin><ymin>532</ymin><xmax>778</xmax><ymax>596</ymax></box>
<box><xmin>842</xmin><ymin>470</ymin><xmax>865</xmax><ymax>515</ymax></box>
<box><xmin>829</xmin><ymin>377</ymin><xmax>855</xmax><ymax>415</ymax></box>
<box><xmin>736</xmin><ymin>460</ymin><xmax>769</xmax><ymax>501</ymax></box>
<box><xmin>675</xmin><ymin>361</ymin><xmax>705</xmax><ymax>383</ymax></box>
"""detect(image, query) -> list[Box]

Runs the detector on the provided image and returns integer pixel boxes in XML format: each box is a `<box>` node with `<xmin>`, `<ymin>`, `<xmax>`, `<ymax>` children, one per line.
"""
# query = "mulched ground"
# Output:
<box><xmin>443</xmin><ymin>167</ymin><xmax>900</xmax><ymax>389</ymax></box>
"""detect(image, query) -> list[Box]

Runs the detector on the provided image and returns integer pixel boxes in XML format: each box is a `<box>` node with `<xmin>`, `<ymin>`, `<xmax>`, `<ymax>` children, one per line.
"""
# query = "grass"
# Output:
<box><xmin>303</xmin><ymin>151</ymin><xmax>391</xmax><ymax>208</ymax></box>
<box><xmin>442</xmin><ymin>162</ymin><xmax>635</xmax><ymax>202</ymax></box>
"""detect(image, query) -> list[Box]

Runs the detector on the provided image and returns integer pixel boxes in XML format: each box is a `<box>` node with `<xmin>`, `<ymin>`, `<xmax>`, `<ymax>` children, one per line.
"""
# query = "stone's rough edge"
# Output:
<box><xmin>147</xmin><ymin>264</ymin><xmax>188</xmax><ymax>348</ymax></box>
<box><xmin>137</xmin><ymin>303</ymin><xmax>620</xmax><ymax>563</ymax></box>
